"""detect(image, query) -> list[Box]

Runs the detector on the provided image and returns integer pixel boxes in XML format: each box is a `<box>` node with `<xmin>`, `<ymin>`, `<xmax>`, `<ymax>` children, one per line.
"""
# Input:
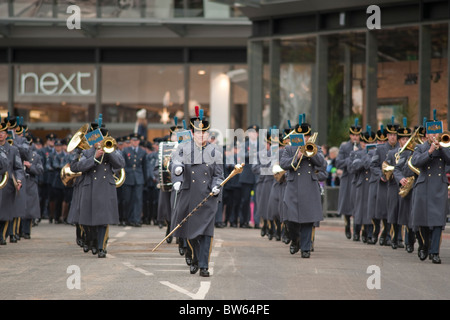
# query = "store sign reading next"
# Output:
<box><xmin>18</xmin><ymin>71</ymin><xmax>95</xmax><ymax>96</ymax></box>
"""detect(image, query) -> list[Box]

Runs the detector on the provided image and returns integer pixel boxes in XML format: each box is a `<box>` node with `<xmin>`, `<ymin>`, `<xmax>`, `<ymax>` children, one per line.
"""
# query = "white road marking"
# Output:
<box><xmin>160</xmin><ymin>281</ymin><xmax>211</xmax><ymax>300</ymax></box>
<box><xmin>123</xmin><ymin>262</ymin><xmax>154</xmax><ymax>276</ymax></box>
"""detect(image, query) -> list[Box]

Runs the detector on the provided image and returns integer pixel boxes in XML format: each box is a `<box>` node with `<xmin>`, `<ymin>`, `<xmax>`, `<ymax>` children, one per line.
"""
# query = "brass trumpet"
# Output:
<box><xmin>291</xmin><ymin>132</ymin><xmax>318</xmax><ymax>171</ymax></box>
<box><xmin>438</xmin><ymin>131</ymin><xmax>450</xmax><ymax>148</ymax></box>
<box><xmin>100</xmin><ymin>136</ymin><xmax>117</xmax><ymax>153</ymax></box>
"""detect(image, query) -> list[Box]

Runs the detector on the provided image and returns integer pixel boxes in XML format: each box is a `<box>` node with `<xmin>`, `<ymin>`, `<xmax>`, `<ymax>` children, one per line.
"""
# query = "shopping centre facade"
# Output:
<box><xmin>0</xmin><ymin>0</ymin><xmax>449</xmax><ymax>145</ymax></box>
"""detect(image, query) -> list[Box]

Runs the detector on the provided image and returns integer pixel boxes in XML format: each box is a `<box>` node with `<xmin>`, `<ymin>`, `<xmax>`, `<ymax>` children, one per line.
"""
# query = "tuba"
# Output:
<box><xmin>67</xmin><ymin>124</ymin><xmax>90</xmax><ymax>153</ymax></box>
<box><xmin>0</xmin><ymin>171</ymin><xmax>8</xmax><ymax>189</ymax></box>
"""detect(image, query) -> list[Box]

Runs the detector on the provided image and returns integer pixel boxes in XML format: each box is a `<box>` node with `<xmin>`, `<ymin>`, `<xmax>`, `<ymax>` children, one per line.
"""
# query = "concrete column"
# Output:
<box><xmin>269</xmin><ymin>39</ymin><xmax>281</xmax><ymax>127</ymax></box>
<box><xmin>210</xmin><ymin>67</ymin><xmax>230</xmax><ymax>144</ymax></box>
<box><xmin>7</xmin><ymin>48</ymin><xmax>13</xmax><ymax>115</ymax></box>
<box><xmin>315</xmin><ymin>35</ymin><xmax>328</xmax><ymax>145</ymax></box>
<box><xmin>419</xmin><ymin>25</ymin><xmax>431</xmax><ymax>121</ymax></box>
<box><xmin>365</xmin><ymin>30</ymin><xmax>378</xmax><ymax>127</ymax></box>
<box><xmin>247</xmin><ymin>40</ymin><xmax>263</xmax><ymax>127</ymax></box>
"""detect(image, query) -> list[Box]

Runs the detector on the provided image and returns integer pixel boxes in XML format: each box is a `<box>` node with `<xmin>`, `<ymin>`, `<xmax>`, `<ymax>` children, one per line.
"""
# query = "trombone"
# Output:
<box><xmin>291</xmin><ymin>132</ymin><xmax>318</xmax><ymax>171</ymax></box>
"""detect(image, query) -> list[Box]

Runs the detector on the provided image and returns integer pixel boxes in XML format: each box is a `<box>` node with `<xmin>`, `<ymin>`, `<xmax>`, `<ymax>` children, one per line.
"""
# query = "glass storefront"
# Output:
<box><xmin>254</xmin><ymin>23</ymin><xmax>448</xmax><ymax>146</ymax></box>
<box><xmin>2</xmin><ymin>62</ymin><xmax>247</xmax><ymax>142</ymax></box>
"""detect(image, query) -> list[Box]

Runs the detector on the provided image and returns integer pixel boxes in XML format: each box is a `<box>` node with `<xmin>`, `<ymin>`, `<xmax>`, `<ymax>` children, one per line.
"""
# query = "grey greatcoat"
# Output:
<box><xmin>252</xmin><ymin>148</ymin><xmax>275</xmax><ymax>221</ymax></box>
<box><xmin>67</xmin><ymin>149</ymin><xmax>87</xmax><ymax>225</ymax></box>
<box><xmin>70</xmin><ymin>147</ymin><xmax>125</xmax><ymax>226</ymax></box>
<box><xmin>349</xmin><ymin>148</ymin><xmax>372</xmax><ymax>225</ymax></box>
<box><xmin>410</xmin><ymin>141</ymin><xmax>450</xmax><ymax>228</ymax></box>
<box><xmin>171</xmin><ymin>141</ymin><xmax>224</xmax><ymax>239</ymax></box>
<box><xmin>385</xmin><ymin>147</ymin><xmax>401</xmax><ymax>225</ymax></box>
<box><xmin>280</xmin><ymin>145</ymin><xmax>326</xmax><ymax>224</ymax></box>
<box><xmin>366</xmin><ymin>148</ymin><xmax>379</xmax><ymax>221</ymax></box>
<box><xmin>393</xmin><ymin>149</ymin><xmax>415</xmax><ymax>227</ymax></box>
<box><xmin>336</xmin><ymin>140</ymin><xmax>360</xmax><ymax>216</ymax></box>
<box><xmin>0</xmin><ymin>142</ymin><xmax>25</xmax><ymax>221</ymax></box>
<box><xmin>370</xmin><ymin>141</ymin><xmax>399</xmax><ymax>220</ymax></box>
<box><xmin>24</xmin><ymin>150</ymin><xmax>44</xmax><ymax>220</ymax></box>
<box><xmin>13</xmin><ymin>136</ymin><xmax>32</xmax><ymax>219</ymax></box>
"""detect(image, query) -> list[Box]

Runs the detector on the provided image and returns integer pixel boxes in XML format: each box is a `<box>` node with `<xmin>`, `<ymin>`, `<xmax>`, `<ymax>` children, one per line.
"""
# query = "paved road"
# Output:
<box><xmin>1</xmin><ymin>218</ymin><xmax>449</xmax><ymax>302</ymax></box>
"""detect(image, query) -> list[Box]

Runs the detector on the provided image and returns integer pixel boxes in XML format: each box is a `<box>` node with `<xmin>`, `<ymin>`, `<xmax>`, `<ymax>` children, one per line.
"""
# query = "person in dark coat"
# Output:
<box><xmin>70</xmin><ymin>124</ymin><xmax>125</xmax><ymax>258</ymax></box>
<box><xmin>121</xmin><ymin>133</ymin><xmax>147</xmax><ymax>226</ymax></box>
<box><xmin>370</xmin><ymin>118</ymin><xmax>399</xmax><ymax>246</ymax></box>
<box><xmin>336</xmin><ymin>118</ymin><xmax>361</xmax><ymax>239</ymax></box>
<box><xmin>223</xmin><ymin>144</ymin><xmax>241</xmax><ymax>227</ymax></box>
<box><xmin>171</xmin><ymin>108</ymin><xmax>224</xmax><ymax>277</ymax></box>
<box><xmin>280</xmin><ymin>121</ymin><xmax>326</xmax><ymax>258</ymax></box>
<box><xmin>238</xmin><ymin>125</ymin><xmax>259</xmax><ymax>228</ymax></box>
<box><xmin>410</xmin><ymin>122</ymin><xmax>450</xmax><ymax>264</ymax></box>
<box><xmin>48</xmin><ymin>139</ymin><xmax>67</xmax><ymax>224</ymax></box>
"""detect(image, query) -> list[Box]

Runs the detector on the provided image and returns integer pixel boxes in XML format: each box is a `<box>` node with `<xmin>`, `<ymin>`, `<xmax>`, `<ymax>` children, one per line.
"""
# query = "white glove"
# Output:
<box><xmin>173</xmin><ymin>182</ymin><xmax>181</xmax><ymax>191</ymax></box>
<box><xmin>174</xmin><ymin>166</ymin><xmax>183</xmax><ymax>176</ymax></box>
<box><xmin>212</xmin><ymin>186</ymin><xmax>221</xmax><ymax>196</ymax></box>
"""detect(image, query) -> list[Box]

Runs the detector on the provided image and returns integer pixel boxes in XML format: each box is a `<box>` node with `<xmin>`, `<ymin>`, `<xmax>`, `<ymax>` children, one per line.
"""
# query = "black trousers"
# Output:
<box><xmin>188</xmin><ymin>235</ymin><xmax>213</xmax><ymax>269</ymax></box>
<box><xmin>287</xmin><ymin>221</ymin><xmax>314</xmax><ymax>252</ymax></box>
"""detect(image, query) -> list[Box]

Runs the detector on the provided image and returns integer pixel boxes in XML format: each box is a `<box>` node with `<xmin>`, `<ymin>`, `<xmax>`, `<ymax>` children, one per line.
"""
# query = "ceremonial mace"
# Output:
<box><xmin>152</xmin><ymin>163</ymin><xmax>244</xmax><ymax>252</ymax></box>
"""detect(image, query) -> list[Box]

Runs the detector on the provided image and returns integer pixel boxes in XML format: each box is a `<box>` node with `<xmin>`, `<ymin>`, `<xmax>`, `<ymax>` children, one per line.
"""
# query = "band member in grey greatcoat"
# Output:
<box><xmin>349</xmin><ymin>127</ymin><xmax>376</xmax><ymax>242</ymax></box>
<box><xmin>387</xmin><ymin>120</ymin><xmax>411</xmax><ymax>249</ymax></box>
<box><xmin>336</xmin><ymin>119</ymin><xmax>361</xmax><ymax>239</ymax></box>
<box><xmin>394</xmin><ymin>124</ymin><xmax>418</xmax><ymax>253</ymax></box>
<box><xmin>0</xmin><ymin>117</ymin><xmax>24</xmax><ymax>245</ymax></box>
<box><xmin>252</xmin><ymin>130</ymin><xmax>276</xmax><ymax>238</ymax></box>
<box><xmin>410</xmin><ymin>122</ymin><xmax>450</xmax><ymax>264</ymax></box>
<box><xmin>21</xmin><ymin>139</ymin><xmax>44</xmax><ymax>239</ymax></box>
<box><xmin>171</xmin><ymin>109</ymin><xmax>224</xmax><ymax>277</ymax></box>
<box><xmin>280</xmin><ymin>121</ymin><xmax>326</xmax><ymax>258</ymax></box>
<box><xmin>70</xmin><ymin>124</ymin><xmax>125</xmax><ymax>258</ymax></box>
<box><xmin>370</xmin><ymin>118</ymin><xmax>399</xmax><ymax>246</ymax></box>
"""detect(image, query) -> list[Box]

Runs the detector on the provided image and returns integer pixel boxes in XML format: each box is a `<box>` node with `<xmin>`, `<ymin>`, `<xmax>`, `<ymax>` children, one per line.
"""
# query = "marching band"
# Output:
<box><xmin>0</xmin><ymin>107</ymin><xmax>449</xmax><ymax>274</ymax></box>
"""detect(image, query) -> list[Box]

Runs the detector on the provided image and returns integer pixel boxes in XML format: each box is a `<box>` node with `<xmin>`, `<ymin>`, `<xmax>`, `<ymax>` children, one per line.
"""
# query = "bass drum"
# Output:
<box><xmin>158</xmin><ymin>141</ymin><xmax>178</xmax><ymax>192</ymax></box>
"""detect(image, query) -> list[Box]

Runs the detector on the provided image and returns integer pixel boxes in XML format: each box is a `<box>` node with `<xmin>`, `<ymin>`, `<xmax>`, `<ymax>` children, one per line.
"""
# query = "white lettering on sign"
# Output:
<box><xmin>18</xmin><ymin>71</ymin><xmax>96</xmax><ymax>96</ymax></box>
